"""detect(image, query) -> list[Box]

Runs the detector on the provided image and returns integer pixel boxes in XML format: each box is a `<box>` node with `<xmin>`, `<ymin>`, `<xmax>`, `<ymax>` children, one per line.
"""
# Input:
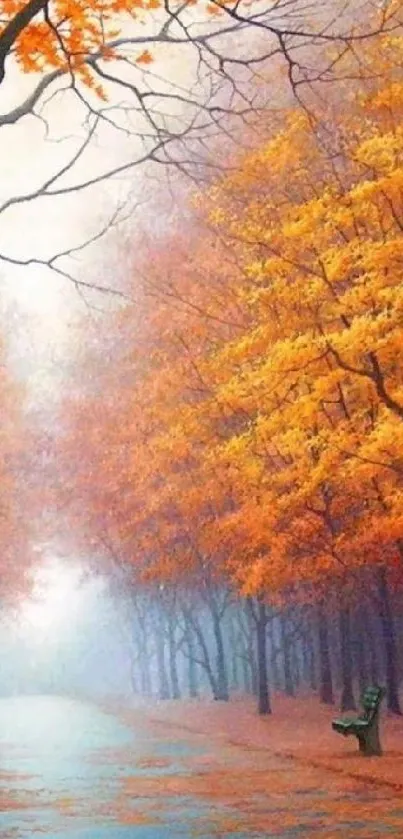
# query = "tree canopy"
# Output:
<box><xmin>51</xmin><ymin>15</ymin><xmax>403</xmax><ymax>611</ymax></box>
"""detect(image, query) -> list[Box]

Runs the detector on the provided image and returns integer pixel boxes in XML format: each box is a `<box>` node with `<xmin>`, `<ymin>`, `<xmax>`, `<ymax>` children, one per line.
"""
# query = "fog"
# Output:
<box><xmin>0</xmin><ymin>558</ymin><xmax>134</xmax><ymax>697</ymax></box>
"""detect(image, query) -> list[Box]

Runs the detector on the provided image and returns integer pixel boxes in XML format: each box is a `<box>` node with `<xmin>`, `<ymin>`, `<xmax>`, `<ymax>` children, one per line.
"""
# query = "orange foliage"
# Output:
<box><xmin>56</xmin><ymin>15</ymin><xmax>403</xmax><ymax>605</ymax></box>
<box><xmin>0</xmin><ymin>0</ymin><xmax>226</xmax><ymax>92</ymax></box>
<box><xmin>135</xmin><ymin>49</ymin><xmax>153</xmax><ymax>64</ymax></box>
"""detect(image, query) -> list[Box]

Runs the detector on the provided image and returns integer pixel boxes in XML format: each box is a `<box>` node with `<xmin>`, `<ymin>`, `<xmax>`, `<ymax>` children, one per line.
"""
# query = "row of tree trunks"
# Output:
<box><xmin>125</xmin><ymin>568</ymin><xmax>402</xmax><ymax>716</ymax></box>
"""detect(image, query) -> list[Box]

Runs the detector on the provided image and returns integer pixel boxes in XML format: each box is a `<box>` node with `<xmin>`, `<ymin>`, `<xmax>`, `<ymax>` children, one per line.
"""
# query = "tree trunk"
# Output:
<box><xmin>186</xmin><ymin>634</ymin><xmax>199</xmax><ymax>698</ymax></box>
<box><xmin>155</xmin><ymin>616</ymin><xmax>170</xmax><ymax>700</ymax></box>
<box><xmin>302</xmin><ymin>620</ymin><xmax>317</xmax><ymax>691</ymax></box>
<box><xmin>268</xmin><ymin>619</ymin><xmax>281</xmax><ymax>690</ymax></box>
<box><xmin>250</xmin><ymin>649</ymin><xmax>258</xmax><ymax>695</ymax></box>
<box><xmin>308</xmin><ymin>641</ymin><xmax>317</xmax><ymax>691</ymax></box>
<box><xmin>212</xmin><ymin>614</ymin><xmax>229</xmax><ymax>701</ymax></box>
<box><xmin>229</xmin><ymin>621</ymin><xmax>240</xmax><ymax>691</ymax></box>
<box><xmin>377</xmin><ymin>567</ymin><xmax>402</xmax><ymax>715</ymax></box>
<box><xmin>339</xmin><ymin>605</ymin><xmax>356</xmax><ymax>711</ymax></box>
<box><xmin>256</xmin><ymin>599</ymin><xmax>271</xmax><ymax>715</ymax></box>
<box><xmin>241</xmin><ymin>648</ymin><xmax>252</xmax><ymax>693</ymax></box>
<box><xmin>354</xmin><ymin>606</ymin><xmax>370</xmax><ymax>696</ymax></box>
<box><xmin>292</xmin><ymin>642</ymin><xmax>301</xmax><ymax>690</ymax></box>
<box><xmin>140</xmin><ymin>649</ymin><xmax>152</xmax><ymax>696</ymax></box>
<box><xmin>138</xmin><ymin>621</ymin><xmax>152</xmax><ymax>695</ymax></box>
<box><xmin>168</xmin><ymin>619</ymin><xmax>181</xmax><ymax>699</ymax></box>
<box><xmin>360</xmin><ymin>606</ymin><xmax>380</xmax><ymax>685</ymax></box>
<box><xmin>317</xmin><ymin>606</ymin><xmax>334</xmax><ymax>704</ymax></box>
<box><xmin>185</xmin><ymin>609</ymin><xmax>218</xmax><ymax>700</ymax></box>
<box><xmin>245</xmin><ymin>609</ymin><xmax>258</xmax><ymax>695</ymax></box>
<box><xmin>280</xmin><ymin>614</ymin><xmax>295</xmax><ymax>696</ymax></box>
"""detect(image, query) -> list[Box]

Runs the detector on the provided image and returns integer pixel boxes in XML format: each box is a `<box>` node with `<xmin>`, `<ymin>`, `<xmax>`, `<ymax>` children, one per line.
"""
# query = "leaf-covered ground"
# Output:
<box><xmin>1</xmin><ymin>695</ymin><xmax>403</xmax><ymax>838</ymax></box>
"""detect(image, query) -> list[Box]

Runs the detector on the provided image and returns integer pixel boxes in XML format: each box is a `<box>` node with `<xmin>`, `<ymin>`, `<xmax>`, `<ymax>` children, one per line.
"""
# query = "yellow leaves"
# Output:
<box><xmin>282</xmin><ymin>196</ymin><xmax>328</xmax><ymax>242</ymax></box>
<box><xmin>208</xmin><ymin>207</ymin><xmax>227</xmax><ymax>225</ymax></box>
<box><xmin>252</xmin><ymin>114</ymin><xmax>309</xmax><ymax>177</ymax></box>
<box><xmin>136</xmin><ymin>49</ymin><xmax>154</xmax><ymax>65</ymax></box>
<box><xmin>193</xmin><ymin>61</ymin><xmax>403</xmax><ymax>588</ymax></box>
<box><xmin>54</xmin><ymin>12</ymin><xmax>403</xmax><ymax>600</ymax></box>
<box><xmin>368</xmin><ymin>81</ymin><xmax>403</xmax><ymax>113</ymax></box>
<box><xmin>354</xmin><ymin>128</ymin><xmax>403</xmax><ymax>173</ymax></box>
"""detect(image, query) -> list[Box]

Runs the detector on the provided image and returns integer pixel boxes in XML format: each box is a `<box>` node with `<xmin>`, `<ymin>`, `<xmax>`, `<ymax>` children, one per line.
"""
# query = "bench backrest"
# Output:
<box><xmin>361</xmin><ymin>686</ymin><xmax>385</xmax><ymax>720</ymax></box>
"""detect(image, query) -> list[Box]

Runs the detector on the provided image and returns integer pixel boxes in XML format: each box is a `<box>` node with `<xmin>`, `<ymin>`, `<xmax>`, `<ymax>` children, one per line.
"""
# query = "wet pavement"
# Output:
<box><xmin>0</xmin><ymin>695</ymin><xmax>402</xmax><ymax>838</ymax></box>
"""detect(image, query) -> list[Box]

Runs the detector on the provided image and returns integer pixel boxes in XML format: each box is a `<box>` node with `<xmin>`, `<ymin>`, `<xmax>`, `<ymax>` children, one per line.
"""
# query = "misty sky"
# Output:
<box><xmin>0</xmin><ymin>558</ymin><xmax>134</xmax><ymax>695</ymax></box>
<box><xmin>0</xmin><ymin>32</ymin><xmax>180</xmax><ymax>382</ymax></box>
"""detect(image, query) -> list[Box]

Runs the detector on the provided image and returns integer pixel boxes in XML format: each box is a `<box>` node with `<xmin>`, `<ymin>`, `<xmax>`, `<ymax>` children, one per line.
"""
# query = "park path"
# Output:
<box><xmin>0</xmin><ymin>695</ymin><xmax>402</xmax><ymax>838</ymax></box>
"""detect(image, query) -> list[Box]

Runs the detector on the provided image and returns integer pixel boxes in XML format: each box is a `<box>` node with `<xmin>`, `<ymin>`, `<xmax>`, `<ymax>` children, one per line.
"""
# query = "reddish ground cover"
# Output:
<box><xmin>116</xmin><ymin>692</ymin><xmax>403</xmax><ymax>792</ymax></box>
<box><xmin>3</xmin><ymin>695</ymin><xmax>403</xmax><ymax>838</ymax></box>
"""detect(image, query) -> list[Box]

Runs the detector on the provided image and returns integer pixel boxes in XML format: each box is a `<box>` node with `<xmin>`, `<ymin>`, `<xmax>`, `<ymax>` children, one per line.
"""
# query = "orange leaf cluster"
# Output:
<box><xmin>56</xmin><ymin>21</ymin><xmax>403</xmax><ymax>605</ymax></box>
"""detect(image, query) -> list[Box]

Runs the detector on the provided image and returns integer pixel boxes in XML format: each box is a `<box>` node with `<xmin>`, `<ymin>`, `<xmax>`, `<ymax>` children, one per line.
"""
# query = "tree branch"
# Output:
<box><xmin>0</xmin><ymin>0</ymin><xmax>48</xmax><ymax>84</ymax></box>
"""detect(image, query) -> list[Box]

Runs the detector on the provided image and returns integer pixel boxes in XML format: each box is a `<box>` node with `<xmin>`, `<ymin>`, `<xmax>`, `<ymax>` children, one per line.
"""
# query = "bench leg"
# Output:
<box><xmin>357</xmin><ymin>720</ymin><xmax>382</xmax><ymax>757</ymax></box>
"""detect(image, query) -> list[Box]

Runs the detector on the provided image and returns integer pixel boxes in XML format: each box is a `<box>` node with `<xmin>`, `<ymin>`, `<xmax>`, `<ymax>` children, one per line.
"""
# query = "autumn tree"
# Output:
<box><xmin>0</xmin><ymin>0</ymin><xmax>401</xmax><ymax>294</ymax></box>
<box><xmin>191</xmin><ymin>25</ymin><xmax>403</xmax><ymax>710</ymax></box>
<box><xmin>50</xmin><ymin>10</ymin><xmax>403</xmax><ymax>713</ymax></box>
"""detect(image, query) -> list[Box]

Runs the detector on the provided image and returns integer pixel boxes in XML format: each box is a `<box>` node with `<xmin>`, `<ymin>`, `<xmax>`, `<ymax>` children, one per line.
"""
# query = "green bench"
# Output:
<box><xmin>332</xmin><ymin>685</ymin><xmax>386</xmax><ymax>756</ymax></box>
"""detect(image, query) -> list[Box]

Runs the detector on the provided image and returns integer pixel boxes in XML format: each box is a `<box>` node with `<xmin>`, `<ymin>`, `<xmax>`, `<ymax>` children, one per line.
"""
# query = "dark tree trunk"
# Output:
<box><xmin>369</xmin><ymin>631</ymin><xmax>381</xmax><ymax>686</ymax></box>
<box><xmin>212</xmin><ymin>614</ymin><xmax>229</xmax><ymax>701</ymax></box>
<box><xmin>256</xmin><ymin>599</ymin><xmax>271</xmax><ymax>715</ymax></box>
<box><xmin>354</xmin><ymin>606</ymin><xmax>370</xmax><ymax>696</ymax></box>
<box><xmin>360</xmin><ymin>606</ymin><xmax>381</xmax><ymax>685</ymax></box>
<box><xmin>292</xmin><ymin>642</ymin><xmax>301</xmax><ymax>690</ymax></box>
<box><xmin>302</xmin><ymin>619</ymin><xmax>317</xmax><ymax>690</ymax></box>
<box><xmin>378</xmin><ymin>567</ymin><xmax>402</xmax><ymax>715</ymax></box>
<box><xmin>229</xmin><ymin>621</ymin><xmax>240</xmax><ymax>690</ymax></box>
<box><xmin>186</xmin><ymin>634</ymin><xmax>199</xmax><ymax>698</ymax></box>
<box><xmin>317</xmin><ymin>606</ymin><xmax>334</xmax><ymax>705</ymax></box>
<box><xmin>155</xmin><ymin>616</ymin><xmax>170</xmax><ymax>700</ymax></box>
<box><xmin>339</xmin><ymin>605</ymin><xmax>356</xmax><ymax>711</ymax></box>
<box><xmin>308</xmin><ymin>641</ymin><xmax>317</xmax><ymax>691</ymax></box>
<box><xmin>241</xmin><ymin>648</ymin><xmax>252</xmax><ymax>693</ymax></box>
<box><xmin>168</xmin><ymin>619</ymin><xmax>181</xmax><ymax>700</ymax></box>
<box><xmin>250</xmin><ymin>648</ymin><xmax>259</xmax><ymax>696</ymax></box>
<box><xmin>186</xmin><ymin>610</ymin><xmax>218</xmax><ymax>699</ymax></box>
<box><xmin>280</xmin><ymin>614</ymin><xmax>295</xmax><ymax>696</ymax></box>
<box><xmin>245</xmin><ymin>609</ymin><xmax>259</xmax><ymax>696</ymax></box>
<box><xmin>268</xmin><ymin>620</ymin><xmax>281</xmax><ymax>690</ymax></box>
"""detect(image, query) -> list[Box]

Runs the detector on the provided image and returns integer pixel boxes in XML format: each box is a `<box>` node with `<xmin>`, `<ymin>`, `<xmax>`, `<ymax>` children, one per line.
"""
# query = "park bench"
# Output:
<box><xmin>332</xmin><ymin>685</ymin><xmax>386</xmax><ymax>756</ymax></box>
